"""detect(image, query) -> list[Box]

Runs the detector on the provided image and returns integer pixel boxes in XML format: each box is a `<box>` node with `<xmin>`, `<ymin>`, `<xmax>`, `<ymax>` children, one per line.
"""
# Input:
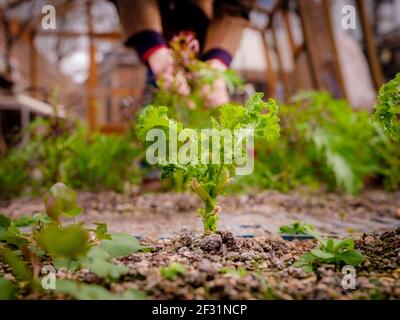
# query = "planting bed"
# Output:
<box><xmin>1</xmin><ymin>189</ymin><xmax>399</xmax><ymax>300</ymax></box>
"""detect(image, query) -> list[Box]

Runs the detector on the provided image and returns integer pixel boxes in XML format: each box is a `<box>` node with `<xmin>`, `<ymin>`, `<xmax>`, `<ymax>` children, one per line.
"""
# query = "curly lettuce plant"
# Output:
<box><xmin>373</xmin><ymin>73</ymin><xmax>400</xmax><ymax>142</ymax></box>
<box><xmin>136</xmin><ymin>93</ymin><xmax>280</xmax><ymax>235</ymax></box>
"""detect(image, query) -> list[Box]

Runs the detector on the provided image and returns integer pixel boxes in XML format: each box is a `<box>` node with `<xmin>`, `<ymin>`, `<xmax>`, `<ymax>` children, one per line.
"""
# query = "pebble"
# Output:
<box><xmin>199</xmin><ymin>234</ymin><xmax>223</xmax><ymax>252</ymax></box>
<box><xmin>364</xmin><ymin>235</ymin><xmax>375</xmax><ymax>245</ymax></box>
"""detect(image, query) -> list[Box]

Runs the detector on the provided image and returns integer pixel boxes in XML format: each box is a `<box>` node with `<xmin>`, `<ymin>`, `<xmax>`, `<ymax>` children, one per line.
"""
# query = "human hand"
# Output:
<box><xmin>200</xmin><ymin>59</ymin><xmax>229</xmax><ymax>108</ymax></box>
<box><xmin>147</xmin><ymin>47</ymin><xmax>190</xmax><ymax>96</ymax></box>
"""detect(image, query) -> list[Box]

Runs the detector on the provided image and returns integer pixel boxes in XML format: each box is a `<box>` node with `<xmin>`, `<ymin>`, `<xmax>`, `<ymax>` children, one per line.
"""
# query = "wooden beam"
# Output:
<box><xmin>322</xmin><ymin>0</ymin><xmax>348</xmax><ymax>100</ymax></box>
<box><xmin>283</xmin><ymin>9</ymin><xmax>296</xmax><ymax>54</ymax></box>
<box><xmin>261</xmin><ymin>31</ymin><xmax>277</xmax><ymax>97</ymax></box>
<box><xmin>271</xmin><ymin>20</ymin><xmax>291</xmax><ymax>100</ymax></box>
<box><xmin>356</xmin><ymin>0</ymin><xmax>384</xmax><ymax>89</ymax></box>
<box><xmin>36</xmin><ymin>31</ymin><xmax>122</xmax><ymax>40</ymax></box>
<box><xmin>293</xmin><ymin>43</ymin><xmax>305</xmax><ymax>59</ymax></box>
<box><xmin>28</xmin><ymin>31</ymin><xmax>37</xmax><ymax>98</ymax></box>
<box><xmin>21</xmin><ymin>106</ymin><xmax>30</xmax><ymax>144</ymax></box>
<box><xmin>0</xmin><ymin>113</ymin><xmax>7</xmax><ymax>155</ymax></box>
<box><xmin>86</xmin><ymin>0</ymin><xmax>97</xmax><ymax>131</ymax></box>
<box><xmin>99</xmin><ymin>123</ymin><xmax>128</xmax><ymax>135</ymax></box>
<box><xmin>298</xmin><ymin>0</ymin><xmax>322</xmax><ymax>91</ymax></box>
<box><xmin>92</xmin><ymin>87</ymin><xmax>143</xmax><ymax>98</ymax></box>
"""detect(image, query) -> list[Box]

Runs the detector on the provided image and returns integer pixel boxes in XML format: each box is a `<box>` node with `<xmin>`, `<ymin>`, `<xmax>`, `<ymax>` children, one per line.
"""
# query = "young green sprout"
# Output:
<box><xmin>279</xmin><ymin>221</ymin><xmax>315</xmax><ymax>235</ymax></box>
<box><xmin>294</xmin><ymin>228</ymin><xmax>364</xmax><ymax>272</ymax></box>
<box><xmin>136</xmin><ymin>93</ymin><xmax>280</xmax><ymax>235</ymax></box>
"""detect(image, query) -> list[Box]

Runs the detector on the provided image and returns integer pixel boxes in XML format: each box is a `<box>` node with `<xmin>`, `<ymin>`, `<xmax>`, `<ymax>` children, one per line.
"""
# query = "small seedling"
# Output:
<box><xmin>279</xmin><ymin>221</ymin><xmax>314</xmax><ymax>235</ymax></box>
<box><xmin>160</xmin><ymin>262</ymin><xmax>186</xmax><ymax>280</ymax></box>
<box><xmin>43</xmin><ymin>182</ymin><xmax>83</xmax><ymax>223</ymax></box>
<box><xmin>295</xmin><ymin>230</ymin><xmax>363</xmax><ymax>272</ymax></box>
<box><xmin>219</xmin><ymin>266</ymin><xmax>248</xmax><ymax>278</ymax></box>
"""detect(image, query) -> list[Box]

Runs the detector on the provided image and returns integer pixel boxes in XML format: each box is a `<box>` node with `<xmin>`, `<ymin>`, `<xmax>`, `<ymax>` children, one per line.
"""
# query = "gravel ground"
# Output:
<box><xmin>1</xmin><ymin>189</ymin><xmax>399</xmax><ymax>300</ymax></box>
<box><xmin>1</xmin><ymin>228</ymin><xmax>398</xmax><ymax>300</ymax></box>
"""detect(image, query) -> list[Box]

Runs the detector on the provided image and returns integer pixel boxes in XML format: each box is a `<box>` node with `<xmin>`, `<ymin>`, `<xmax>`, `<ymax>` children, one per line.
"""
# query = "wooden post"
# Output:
<box><xmin>29</xmin><ymin>31</ymin><xmax>37</xmax><ymax>98</ymax></box>
<box><xmin>298</xmin><ymin>0</ymin><xmax>322</xmax><ymax>91</ymax></box>
<box><xmin>262</xmin><ymin>30</ymin><xmax>277</xmax><ymax>98</ymax></box>
<box><xmin>322</xmin><ymin>0</ymin><xmax>348</xmax><ymax>101</ymax></box>
<box><xmin>282</xmin><ymin>10</ymin><xmax>296</xmax><ymax>54</ymax></box>
<box><xmin>86</xmin><ymin>0</ymin><xmax>98</xmax><ymax>131</ymax></box>
<box><xmin>356</xmin><ymin>0</ymin><xmax>384</xmax><ymax>89</ymax></box>
<box><xmin>271</xmin><ymin>19</ymin><xmax>291</xmax><ymax>100</ymax></box>
<box><xmin>21</xmin><ymin>106</ymin><xmax>30</xmax><ymax>144</ymax></box>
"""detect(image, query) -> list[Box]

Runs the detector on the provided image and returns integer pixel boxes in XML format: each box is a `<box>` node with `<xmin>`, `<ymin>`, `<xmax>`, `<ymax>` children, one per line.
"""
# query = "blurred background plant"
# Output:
<box><xmin>2</xmin><ymin>88</ymin><xmax>400</xmax><ymax>200</ymax></box>
<box><xmin>234</xmin><ymin>89</ymin><xmax>400</xmax><ymax>194</ymax></box>
<box><xmin>0</xmin><ymin>116</ymin><xmax>142</xmax><ymax>200</ymax></box>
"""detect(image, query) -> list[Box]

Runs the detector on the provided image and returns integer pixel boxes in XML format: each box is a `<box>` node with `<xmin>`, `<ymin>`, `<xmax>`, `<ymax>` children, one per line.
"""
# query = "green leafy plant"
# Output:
<box><xmin>0</xmin><ymin>278</ymin><xmax>16</xmax><ymax>300</ymax></box>
<box><xmin>295</xmin><ymin>231</ymin><xmax>363</xmax><ymax>272</ymax></box>
<box><xmin>373</xmin><ymin>73</ymin><xmax>400</xmax><ymax>142</ymax></box>
<box><xmin>35</xmin><ymin>224</ymin><xmax>89</xmax><ymax>259</ymax></box>
<box><xmin>80</xmin><ymin>246</ymin><xmax>128</xmax><ymax>280</ymax></box>
<box><xmin>0</xmin><ymin>148</ymin><xmax>30</xmax><ymax>200</ymax></box>
<box><xmin>160</xmin><ymin>262</ymin><xmax>186</xmax><ymax>280</ymax></box>
<box><xmin>100</xmin><ymin>233</ymin><xmax>149</xmax><ymax>258</ymax></box>
<box><xmin>136</xmin><ymin>93</ymin><xmax>280</xmax><ymax>234</ymax></box>
<box><xmin>62</xmin><ymin>127</ymin><xmax>141</xmax><ymax>192</ymax></box>
<box><xmin>0</xmin><ymin>183</ymin><xmax>147</xmax><ymax>298</ymax></box>
<box><xmin>12</xmin><ymin>214</ymin><xmax>52</xmax><ymax>228</ymax></box>
<box><xmin>235</xmin><ymin>91</ymin><xmax>400</xmax><ymax>194</ymax></box>
<box><xmin>0</xmin><ymin>116</ymin><xmax>141</xmax><ymax>200</ymax></box>
<box><xmin>279</xmin><ymin>221</ymin><xmax>314</xmax><ymax>235</ymax></box>
<box><xmin>90</xmin><ymin>223</ymin><xmax>112</xmax><ymax>241</ymax></box>
<box><xmin>0</xmin><ymin>246</ymin><xmax>33</xmax><ymax>284</ymax></box>
<box><xmin>43</xmin><ymin>182</ymin><xmax>83</xmax><ymax>223</ymax></box>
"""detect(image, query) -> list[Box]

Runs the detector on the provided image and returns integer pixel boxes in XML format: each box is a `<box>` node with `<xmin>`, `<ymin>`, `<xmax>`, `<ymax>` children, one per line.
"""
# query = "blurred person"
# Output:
<box><xmin>112</xmin><ymin>0</ymin><xmax>253</xmax><ymax>108</ymax></box>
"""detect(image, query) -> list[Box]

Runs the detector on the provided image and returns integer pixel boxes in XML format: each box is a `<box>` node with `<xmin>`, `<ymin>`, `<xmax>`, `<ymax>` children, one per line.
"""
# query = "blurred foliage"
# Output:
<box><xmin>55</xmin><ymin>279</ymin><xmax>145</xmax><ymax>300</ymax></box>
<box><xmin>0</xmin><ymin>117</ymin><xmax>142</xmax><ymax>200</ymax></box>
<box><xmin>234</xmin><ymin>90</ymin><xmax>400</xmax><ymax>194</ymax></box>
<box><xmin>1</xmin><ymin>75</ymin><xmax>400</xmax><ymax>199</ymax></box>
<box><xmin>279</xmin><ymin>221</ymin><xmax>315</xmax><ymax>235</ymax></box>
<box><xmin>0</xmin><ymin>148</ymin><xmax>30</xmax><ymax>199</ymax></box>
<box><xmin>160</xmin><ymin>262</ymin><xmax>186</xmax><ymax>280</ymax></box>
<box><xmin>0</xmin><ymin>278</ymin><xmax>15</xmax><ymax>300</ymax></box>
<box><xmin>0</xmin><ymin>183</ymin><xmax>147</xmax><ymax>300</ymax></box>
